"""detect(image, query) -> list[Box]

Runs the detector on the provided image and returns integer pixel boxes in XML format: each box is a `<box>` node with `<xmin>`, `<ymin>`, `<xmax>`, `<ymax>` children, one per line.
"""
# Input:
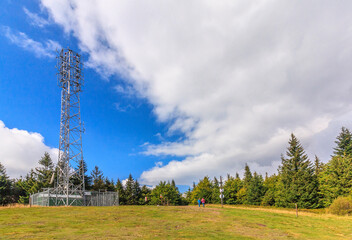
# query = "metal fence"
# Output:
<box><xmin>30</xmin><ymin>189</ymin><xmax>119</xmax><ymax>207</ymax></box>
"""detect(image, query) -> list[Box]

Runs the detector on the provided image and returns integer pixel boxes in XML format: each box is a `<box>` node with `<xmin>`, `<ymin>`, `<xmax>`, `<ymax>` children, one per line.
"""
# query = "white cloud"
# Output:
<box><xmin>114</xmin><ymin>102</ymin><xmax>133</xmax><ymax>112</ymax></box>
<box><xmin>23</xmin><ymin>7</ymin><xmax>50</xmax><ymax>28</ymax></box>
<box><xmin>0</xmin><ymin>121</ymin><xmax>58</xmax><ymax>178</ymax></box>
<box><xmin>114</xmin><ymin>84</ymin><xmax>136</xmax><ymax>97</ymax></box>
<box><xmin>2</xmin><ymin>26</ymin><xmax>61</xmax><ymax>58</ymax></box>
<box><xmin>41</xmin><ymin>0</ymin><xmax>352</xmax><ymax>185</ymax></box>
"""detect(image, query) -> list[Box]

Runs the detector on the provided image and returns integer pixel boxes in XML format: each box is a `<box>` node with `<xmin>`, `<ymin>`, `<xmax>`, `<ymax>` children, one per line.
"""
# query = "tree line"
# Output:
<box><xmin>1</xmin><ymin>127</ymin><xmax>352</xmax><ymax>208</ymax></box>
<box><xmin>0</xmin><ymin>153</ymin><xmax>186</xmax><ymax>206</ymax></box>
<box><xmin>186</xmin><ymin>127</ymin><xmax>352</xmax><ymax>209</ymax></box>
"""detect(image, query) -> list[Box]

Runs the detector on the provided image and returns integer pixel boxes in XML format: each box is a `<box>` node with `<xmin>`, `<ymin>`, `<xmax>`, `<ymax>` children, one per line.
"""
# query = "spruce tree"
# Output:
<box><xmin>319</xmin><ymin>155</ymin><xmax>352</xmax><ymax>207</ymax></box>
<box><xmin>35</xmin><ymin>152</ymin><xmax>55</xmax><ymax>189</ymax></box>
<box><xmin>237</xmin><ymin>164</ymin><xmax>252</xmax><ymax>204</ymax></box>
<box><xmin>140</xmin><ymin>185</ymin><xmax>151</xmax><ymax>205</ymax></box>
<box><xmin>72</xmin><ymin>159</ymin><xmax>91</xmax><ymax>190</ymax></box>
<box><xmin>333</xmin><ymin>127</ymin><xmax>352</xmax><ymax>157</ymax></box>
<box><xmin>261</xmin><ymin>174</ymin><xmax>279</xmax><ymax>206</ymax></box>
<box><xmin>0</xmin><ymin>162</ymin><xmax>11</xmax><ymax>205</ymax></box>
<box><xmin>276</xmin><ymin>134</ymin><xmax>319</xmax><ymax>208</ymax></box>
<box><xmin>247</xmin><ymin>172</ymin><xmax>265</xmax><ymax>205</ymax></box>
<box><xmin>243</xmin><ymin>164</ymin><xmax>252</xmax><ymax>187</ymax></box>
<box><xmin>15</xmin><ymin>169</ymin><xmax>41</xmax><ymax>204</ymax></box>
<box><xmin>125</xmin><ymin>174</ymin><xmax>134</xmax><ymax>205</ymax></box>
<box><xmin>132</xmin><ymin>180</ymin><xmax>142</xmax><ymax>204</ymax></box>
<box><xmin>104</xmin><ymin>178</ymin><xmax>115</xmax><ymax>192</ymax></box>
<box><xmin>115</xmin><ymin>179</ymin><xmax>126</xmax><ymax>205</ymax></box>
<box><xmin>224</xmin><ymin>175</ymin><xmax>242</xmax><ymax>204</ymax></box>
<box><xmin>211</xmin><ymin>177</ymin><xmax>220</xmax><ymax>204</ymax></box>
<box><xmin>314</xmin><ymin>155</ymin><xmax>324</xmax><ymax>176</ymax></box>
<box><xmin>91</xmin><ymin>166</ymin><xmax>105</xmax><ymax>191</ymax></box>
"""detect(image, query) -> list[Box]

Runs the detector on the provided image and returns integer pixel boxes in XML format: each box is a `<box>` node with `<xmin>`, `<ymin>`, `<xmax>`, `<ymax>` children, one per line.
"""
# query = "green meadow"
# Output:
<box><xmin>0</xmin><ymin>205</ymin><xmax>351</xmax><ymax>239</ymax></box>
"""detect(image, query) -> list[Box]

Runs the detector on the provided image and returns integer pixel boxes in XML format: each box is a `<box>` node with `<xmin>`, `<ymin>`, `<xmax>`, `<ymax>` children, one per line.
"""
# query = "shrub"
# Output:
<box><xmin>329</xmin><ymin>196</ymin><xmax>352</xmax><ymax>215</ymax></box>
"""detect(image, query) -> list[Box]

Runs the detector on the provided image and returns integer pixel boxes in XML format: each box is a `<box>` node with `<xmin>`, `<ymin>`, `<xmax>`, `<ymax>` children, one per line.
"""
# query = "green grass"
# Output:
<box><xmin>0</xmin><ymin>205</ymin><xmax>351</xmax><ymax>239</ymax></box>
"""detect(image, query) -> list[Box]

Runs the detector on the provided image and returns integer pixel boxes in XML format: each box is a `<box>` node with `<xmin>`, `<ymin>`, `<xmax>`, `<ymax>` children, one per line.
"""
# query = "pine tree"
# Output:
<box><xmin>211</xmin><ymin>177</ymin><xmax>220</xmax><ymax>204</ymax></box>
<box><xmin>333</xmin><ymin>127</ymin><xmax>352</xmax><ymax>157</ymax></box>
<box><xmin>319</xmin><ymin>155</ymin><xmax>352</xmax><ymax>207</ymax></box>
<box><xmin>72</xmin><ymin>159</ymin><xmax>91</xmax><ymax>190</ymax></box>
<box><xmin>243</xmin><ymin>164</ymin><xmax>252</xmax><ymax>187</ymax></box>
<box><xmin>125</xmin><ymin>174</ymin><xmax>134</xmax><ymax>205</ymax></box>
<box><xmin>35</xmin><ymin>152</ymin><xmax>54</xmax><ymax>189</ymax></box>
<box><xmin>115</xmin><ymin>178</ymin><xmax>126</xmax><ymax>205</ymax></box>
<box><xmin>224</xmin><ymin>175</ymin><xmax>242</xmax><ymax>204</ymax></box>
<box><xmin>91</xmin><ymin>166</ymin><xmax>105</xmax><ymax>191</ymax></box>
<box><xmin>261</xmin><ymin>174</ymin><xmax>279</xmax><ymax>206</ymax></box>
<box><xmin>132</xmin><ymin>180</ymin><xmax>142</xmax><ymax>204</ymax></box>
<box><xmin>276</xmin><ymin>134</ymin><xmax>319</xmax><ymax>208</ymax></box>
<box><xmin>235</xmin><ymin>173</ymin><xmax>240</xmax><ymax>179</ymax></box>
<box><xmin>314</xmin><ymin>155</ymin><xmax>324</xmax><ymax>176</ymax></box>
<box><xmin>140</xmin><ymin>185</ymin><xmax>151</xmax><ymax>205</ymax></box>
<box><xmin>0</xmin><ymin>162</ymin><xmax>12</xmax><ymax>205</ymax></box>
<box><xmin>15</xmin><ymin>169</ymin><xmax>41</xmax><ymax>204</ymax></box>
<box><xmin>237</xmin><ymin>164</ymin><xmax>252</xmax><ymax>204</ymax></box>
<box><xmin>104</xmin><ymin>178</ymin><xmax>115</xmax><ymax>192</ymax></box>
<box><xmin>247</xmin><ymin>172</ymin><xmax>265</xmax><ymax>205</ymax></box>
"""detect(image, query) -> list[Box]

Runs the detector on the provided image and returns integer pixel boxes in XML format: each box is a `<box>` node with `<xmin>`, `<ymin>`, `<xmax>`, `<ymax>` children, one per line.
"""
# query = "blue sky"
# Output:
<box><xmin>0</xmin><ymin>0</ymin><xmax>180</xmax><ymax>187</ymax></box>
<box><xmin>1</xmin><ymin>1</ymin><xmax>352</xmax><ymax>191</ymax></box>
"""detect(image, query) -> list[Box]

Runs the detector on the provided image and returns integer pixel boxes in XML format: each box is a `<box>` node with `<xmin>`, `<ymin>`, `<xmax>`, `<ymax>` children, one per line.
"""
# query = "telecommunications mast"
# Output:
<box><xmin>56</xmin><ymin>48</ymin><xmax>85</xmax><ymax>206</ymax></box>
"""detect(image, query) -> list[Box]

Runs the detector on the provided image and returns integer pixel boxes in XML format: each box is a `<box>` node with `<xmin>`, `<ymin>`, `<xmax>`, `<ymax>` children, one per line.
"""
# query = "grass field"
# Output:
<box><xmin>1</xmin><ymin>205</ymin><xmax>351</xmax><ymax>239</ymax></box>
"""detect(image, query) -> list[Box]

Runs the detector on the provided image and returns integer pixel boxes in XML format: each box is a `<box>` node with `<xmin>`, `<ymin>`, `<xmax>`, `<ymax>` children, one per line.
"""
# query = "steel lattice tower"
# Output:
<box><xmin>56</xmin><ymin>48</ymin><xmax>85</xmax><ymax>206</ymax></box>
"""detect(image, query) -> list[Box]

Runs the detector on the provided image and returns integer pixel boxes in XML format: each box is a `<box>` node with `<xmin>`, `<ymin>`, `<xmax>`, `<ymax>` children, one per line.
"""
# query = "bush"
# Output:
<box><xmin>329</xmin><ymin>196</ymin><xmax>352</xmax><ymax>215</ymax></box>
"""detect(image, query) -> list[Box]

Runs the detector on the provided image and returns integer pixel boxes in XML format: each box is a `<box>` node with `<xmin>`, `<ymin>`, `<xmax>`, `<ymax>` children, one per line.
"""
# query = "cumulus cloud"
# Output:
<box><xmin>41</xmin><ymin>0</ymin><xmax>352</xmax><ymax>185</ymax></box>
<box><xmin>2</xmin><ymin>26</ymin><xmax>61</xmax><ymax>58</ymax></box>
<box><xmin>0</xmin><ymin>121</ymin><xmax>58</xmax><ymax>178</ymax></box>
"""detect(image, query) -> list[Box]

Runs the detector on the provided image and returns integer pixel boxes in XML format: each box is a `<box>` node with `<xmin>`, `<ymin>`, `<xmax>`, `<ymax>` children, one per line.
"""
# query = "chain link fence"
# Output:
<box><xmin>30</xmin><ymin>189</ymin><xmax>119</xmax><ymax>206</ymax></box>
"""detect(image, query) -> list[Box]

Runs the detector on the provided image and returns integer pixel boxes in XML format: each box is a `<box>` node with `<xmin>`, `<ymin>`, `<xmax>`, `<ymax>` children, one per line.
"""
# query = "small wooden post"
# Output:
<box><xmin>295</xmin><ymin>203</ymin><xmax>298</xmax><ymax>217</ymax></box>
<box><xmin>220</xmin><ymin>176</ymin><xmax>223</xmax><ymax>208</ymax></box>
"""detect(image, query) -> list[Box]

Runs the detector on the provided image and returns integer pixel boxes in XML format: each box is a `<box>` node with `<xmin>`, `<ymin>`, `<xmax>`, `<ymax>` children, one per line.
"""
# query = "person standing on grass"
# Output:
<box><xmin>198</xmin><ymin>198</ymin><xmax>201</xmax><ymax>207</ymax></box>
<box><xmin>201</xmin><ymin>198</ymin><xmax>205</xmax><ymax>207</ymax></box>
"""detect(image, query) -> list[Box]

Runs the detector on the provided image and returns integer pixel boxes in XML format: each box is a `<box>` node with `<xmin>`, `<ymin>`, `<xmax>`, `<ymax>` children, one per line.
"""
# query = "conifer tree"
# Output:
<box><xmin>314</xmin><ymin>155</ymin><xmax>324</xmax><ymax>176</ymax></box>
<box><xmin>132</xmin><ymin>179</ymin><xmax>142</xmax><ymax>204</ymax></box>
<box><xmin>246</xmin><ymin>172</ymin><xmax>265</xmax><ymax>205</ymax></box>
<box><xmin>211</xmin><ymin>177</ymin><xmax>220</xmax><ymax>204</ymax></box>
<box><xmin>224</xmin><ymin>174</ymin><xmax>242</xmax><ymax>204</ymax></box>
<box><xmin>0</xmin><ymin>162</ymin><xmax>11</xmax><ymax>205</ymax></box>
<box><xmin>333</xmin><ymin>127</ymin><xmax>352</xmax><ymax>157</ymax></box>
<box><xmin>15</xmin><ymin>169</ymin><xmax>41</xmax><ymax>204</ymax></box>
<box><xmin>91</xmin><ymin>166</ymin><xmax>105</xmax><ymax>191</ymax></box>
<box><xmin>276</xmin><ymin>134</ymin><xmax>319</xmax><ymax>208</ymax></box>
<box><xmin>104</xmin><ymin>178</ymin><xmax>115</xmax><ymax>192</ymax></box>
<box><xmin>319</xmin><ymin>155</ymin><xmax>352</xmax><ymax>207</ymax></box>
<box><xmin>115</xmin><ymin>178</ymin><xmax>126</xmax><ymax>205</ymax></box>
<box><xmin>35</xmin><ymin>152</ymin><xmax>54</xmax><ymax>189</ymax></box>
<box><xmin>261</xmin><ymin>174</ymin><xmax>279</xmax><ymax>206</ymax></box>
<box><xmin>140</xmin><ymin>185</ymin><xmax>151</xmax><ymax>205</ymax></box>
<box><xmin>125</xmin><ymin>174</ymin><xmax>134</xmax><ymax>205</ymax></box>
<box><xmin>236</xmin><ymin>164</ymin><xmax>252</xmax><ymax>204</ymax></box>
<box><xmin>243</xmin><ymin>164</ymin><xmax>252</xmax><ymax>187</ymax></box>
<box><xmin>73</xmin><ymin>159</ymin><xmax>91</xmax><ymax>190</ymax></box>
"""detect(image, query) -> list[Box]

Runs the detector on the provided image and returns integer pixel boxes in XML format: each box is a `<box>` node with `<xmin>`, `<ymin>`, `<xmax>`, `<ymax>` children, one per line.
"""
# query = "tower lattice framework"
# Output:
<box><xmin>56</xmin><ymin>48</ymin><xmax>85</xmax><ymax>206</ymax></box>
